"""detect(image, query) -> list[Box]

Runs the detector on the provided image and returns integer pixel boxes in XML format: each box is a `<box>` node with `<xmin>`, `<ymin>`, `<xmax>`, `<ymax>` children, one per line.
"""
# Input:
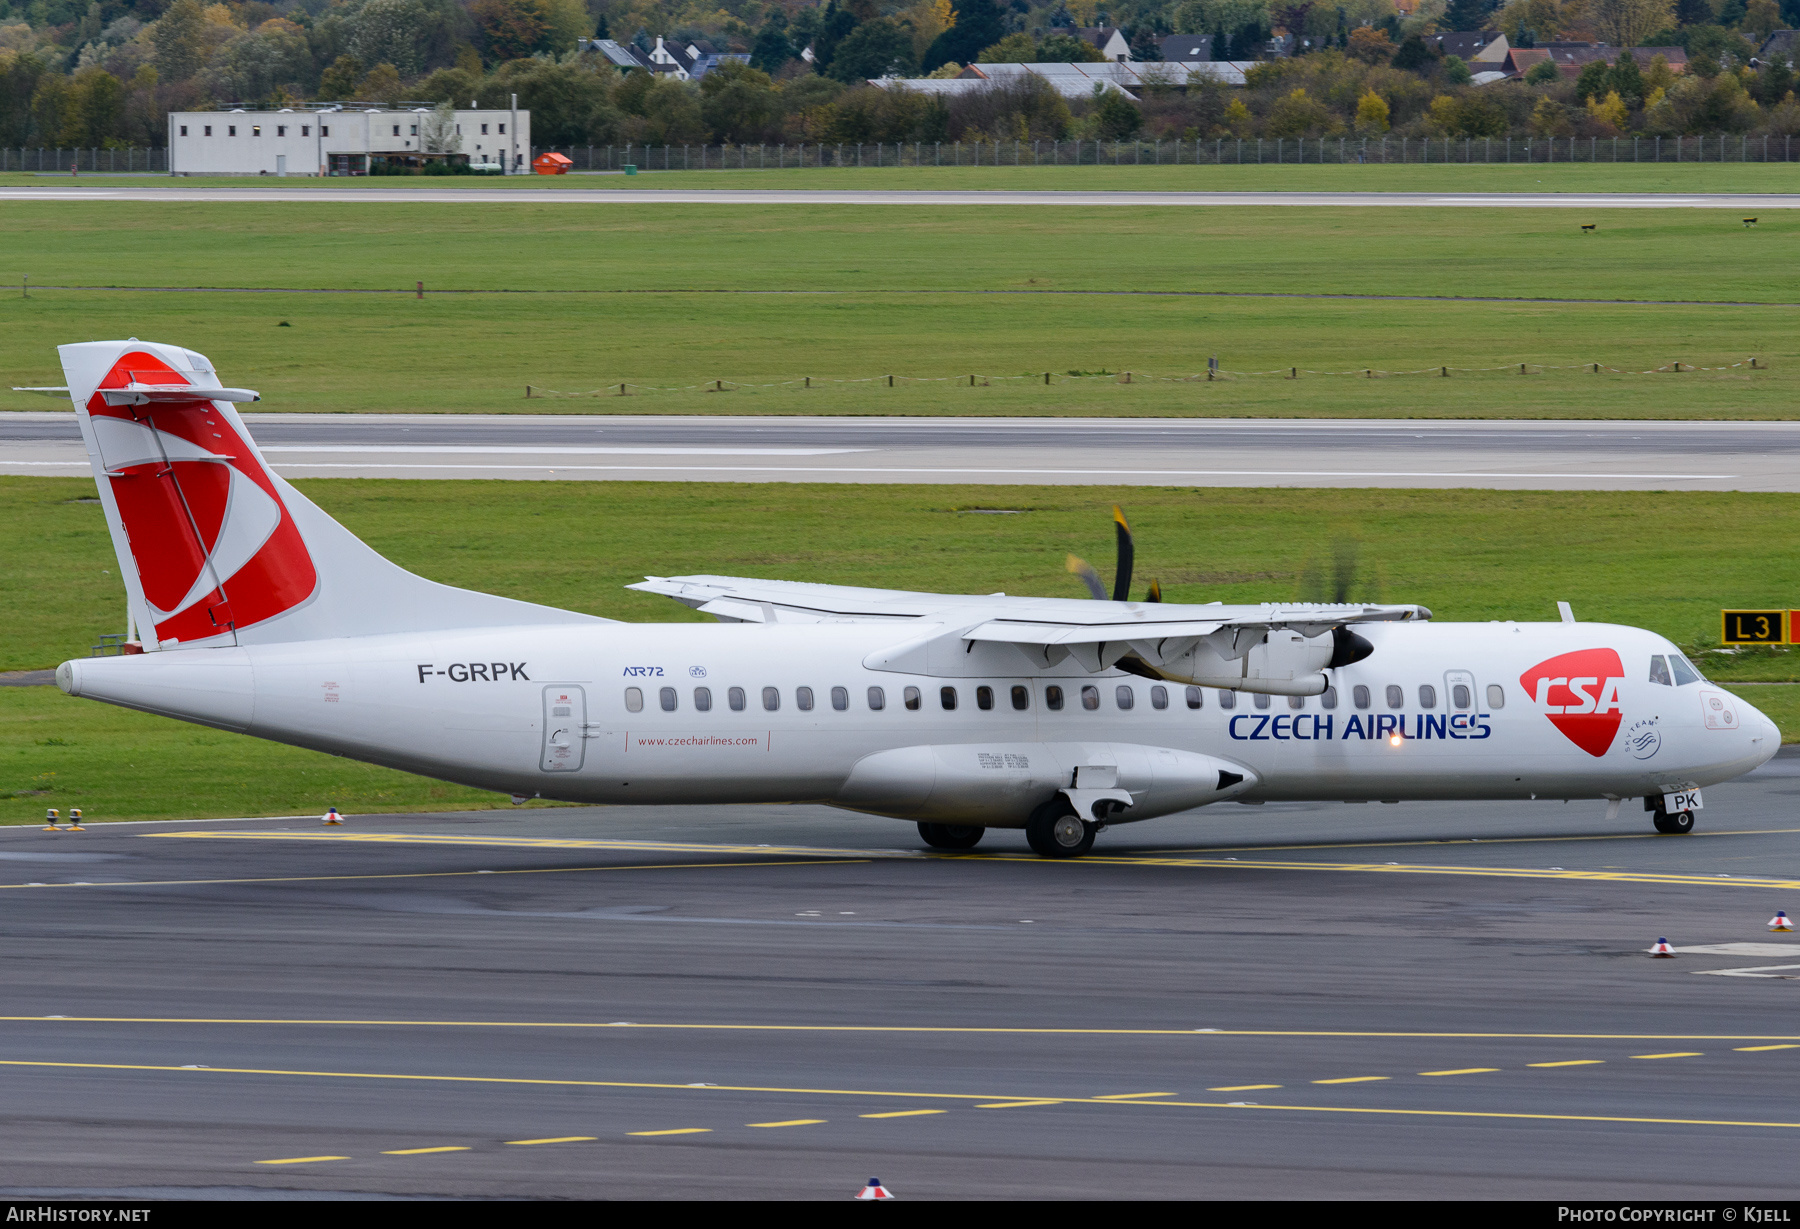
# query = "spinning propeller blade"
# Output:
<box><xmin>1066</xmin><ymin>554</ymin><xmax>1107</xmax><ymax>601</ymax></box>
<box><xmin>1110</xmin><ymin>506</ymin><xmax>1134</xmax><ymax>602</ymax></box>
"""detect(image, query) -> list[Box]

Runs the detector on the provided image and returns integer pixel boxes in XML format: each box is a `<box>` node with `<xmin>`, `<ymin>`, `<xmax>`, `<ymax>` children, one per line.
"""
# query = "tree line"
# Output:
<box><xmin>1</xmin><ymin>0</ymin><xmax>1797</xmax><ymax>149</ymax></box>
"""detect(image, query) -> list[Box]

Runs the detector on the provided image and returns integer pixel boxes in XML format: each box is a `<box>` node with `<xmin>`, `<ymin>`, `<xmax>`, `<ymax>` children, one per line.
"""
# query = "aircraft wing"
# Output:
<box><xmin>627</xmin><ymin>575</ymin><xmax>1429</xmax><ymax>638</ymax></box>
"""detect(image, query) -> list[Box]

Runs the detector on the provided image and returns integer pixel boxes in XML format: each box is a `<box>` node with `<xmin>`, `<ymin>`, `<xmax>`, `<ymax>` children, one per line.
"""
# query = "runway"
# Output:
<box><xmin>2</xmin><ymin>186</ymin><xmax>1798</xmax><ymax>208</ymax></box>
<box><xmin>4</xmin><ymin>412</ymin><xmax>1796</xmax><ymax>491</ymax></box>
<box><xmin>2</xmin><ymin>747</ymin><xmax>1798</xmax><ymax>1199</ymax></box>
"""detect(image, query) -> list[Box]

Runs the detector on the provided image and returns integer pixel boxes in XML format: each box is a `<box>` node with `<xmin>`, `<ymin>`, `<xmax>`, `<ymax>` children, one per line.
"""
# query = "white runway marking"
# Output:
<box><xmin>256</xmin><ymin>445</ymin><xmax>871</xmax><ymax>456</ymax></box>
<box><xmin>263</xmin><ymin>462</ymin><xmax>1728</xmax><ymax>480</ymax></box>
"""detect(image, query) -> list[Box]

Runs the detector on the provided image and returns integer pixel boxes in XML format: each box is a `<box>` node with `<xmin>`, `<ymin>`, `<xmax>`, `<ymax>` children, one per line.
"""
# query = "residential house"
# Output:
<box><xmin>577</xmin><ymin>36</ymin><xmax>749</xmax><ymax>80</ymax></box>
<box><xmin>1757</xmin><ymin>30</ymin><xmax>1800</xmax><ymax>64</ymax></box>
<box><xmin>1159</xmin><ymin>33</ymin><xmax>1213</xmax><ymax>61</ymax></box>
<box><xmin>1426</xmin><ymin>30</ymin><xmax>1509</xmax><ymax>63</ymax></box>
<box><xmin>1063</xmin><ymin>26</ymin><xmax>1133</xmax><ymax>61</ymax></box>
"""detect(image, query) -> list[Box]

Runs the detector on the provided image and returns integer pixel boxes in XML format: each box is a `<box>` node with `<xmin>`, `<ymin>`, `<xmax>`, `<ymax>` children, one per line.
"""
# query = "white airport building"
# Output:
<box><xmin>165</xmin><ymin>104</ymin><xmax>531</xmax><ymax>176</ymax></box>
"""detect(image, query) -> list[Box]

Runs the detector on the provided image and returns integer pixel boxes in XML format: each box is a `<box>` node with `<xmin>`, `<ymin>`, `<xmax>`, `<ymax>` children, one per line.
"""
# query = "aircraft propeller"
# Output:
<box><xmin>1066</xmin><ymin>506</ymin><xmax>1161</xmax><ymax>603</ymax></box>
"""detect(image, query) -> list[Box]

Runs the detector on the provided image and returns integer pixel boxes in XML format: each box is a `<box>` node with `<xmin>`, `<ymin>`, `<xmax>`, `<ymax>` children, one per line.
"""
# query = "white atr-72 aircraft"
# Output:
<box><xmin>46</xmin><ymin>340</ymin><xmax>1779</xmax><ymax>857</ymax></box>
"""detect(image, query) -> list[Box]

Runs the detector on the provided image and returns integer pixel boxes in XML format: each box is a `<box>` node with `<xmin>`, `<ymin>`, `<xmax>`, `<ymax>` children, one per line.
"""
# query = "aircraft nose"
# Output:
<box><xmin>1737</xmin><ymin>695</ymin><xmax>1782</xmax><ymax>767</ymax></box>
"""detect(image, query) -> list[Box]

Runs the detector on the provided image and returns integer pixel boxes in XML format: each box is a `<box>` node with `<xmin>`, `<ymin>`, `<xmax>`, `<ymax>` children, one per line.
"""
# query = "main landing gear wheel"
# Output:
<box><xmin>917</xmin><ymin>822</ymin><xmax>985</xmax><ymax>850</ymax></box>
<box><xmin>1025</xmin><ymin>802</ymin><xmax>1096</xmax><ymax>859</ymax></box>
<box><xmin>1654</xmin><ymin>809</ymin><xmax>1696</xmax><ymax>835</ymax></box>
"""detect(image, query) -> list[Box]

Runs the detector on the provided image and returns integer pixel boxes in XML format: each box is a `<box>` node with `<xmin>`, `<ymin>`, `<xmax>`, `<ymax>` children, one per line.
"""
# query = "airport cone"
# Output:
<box><xmin>43</xmin><ymin>808</ymin><xmax>59</xmax><ymax>832</ymax></box>
<box><xmin>66</xmin><ymin>808</ymin><xmax>83</xmax><ymax>831</ymax></box>
<box><xmin>1649</xmin><ymin>937</ymin><xmax>1677</xmax><ymax>957</ymax></box>
<box><xmin>322</xmin><ymin>807</ymin><xmax>344</xmax><ymax>826</ymax></box>
<box><xmin>854</xmin><ymin>1177</ymin><xmax>895</xmax><ymax>1200</ymax></box>
<box><xmin>1771</xmin><ymin>911</ymin><xmax>1794</xmax><ymax>933</ymax></box>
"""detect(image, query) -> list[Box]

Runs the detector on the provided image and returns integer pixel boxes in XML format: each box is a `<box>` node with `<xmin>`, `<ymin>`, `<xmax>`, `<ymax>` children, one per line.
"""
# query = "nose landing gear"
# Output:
<box><xmin>1646</xmin><ymin>796</ymin><xmax>1696</xmax><ymax>835</ymax></box>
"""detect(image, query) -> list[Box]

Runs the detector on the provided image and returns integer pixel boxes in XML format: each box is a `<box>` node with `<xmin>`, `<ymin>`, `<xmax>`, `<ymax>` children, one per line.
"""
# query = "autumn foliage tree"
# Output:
<box><xmin>472</xmin><ymin>0</ymin><xmax>550</xmax><ymax>63</ymax></box>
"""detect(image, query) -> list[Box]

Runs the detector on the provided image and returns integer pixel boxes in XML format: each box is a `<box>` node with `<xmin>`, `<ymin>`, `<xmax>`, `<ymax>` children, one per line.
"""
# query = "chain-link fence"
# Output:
<box><xmin>2</xmin><ymin>148</ymin><xmax>170</xmax><ymax>172</ymax></box>
<box><xmin>539</xmin><ymin>134</ymin><xmax>1800</xmax><ymax>169</ymax></box>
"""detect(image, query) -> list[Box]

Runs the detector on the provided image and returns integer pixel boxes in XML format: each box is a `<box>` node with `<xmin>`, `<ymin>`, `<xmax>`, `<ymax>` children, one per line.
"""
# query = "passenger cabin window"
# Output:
<box><xmin>1185</xmin><ymin>686</ymin><xmax>1203</xmax><ymax>709</ymax></box>
<box><xmin>1253</xmin><ymin>693</ymin><xmax>1271</xmax><ymax>710</ymax></box>
<box><xmin>904</xmin><ymin>686</ymin><xmax>921</xmax><ymax>711</ymax></box>
<box><xmin>1081</xmin><ymin>685</ymin><xmax>1100</xmax><ymax>711</ymax></box>
<box><xmin>1451</xmin><ymin>683</ymin><xmax>1471</xmax><ymax>708</ymax></box>
<box><xmin>867</xmin><ymin>686</ymin><xmax>885</xmax><ymax>710</ymax></box>
<box><xmin>940</xmin><ymin>686</ymin><xmax>957</xmax><ymax>711</ymax></box>
<box><xmin>796</xmin><ymin>686</ymin><xmax>814</xmax><ymax>711</ymax></box>
<box><xmin>1670</xmin><ymin>653</ymin><xmax>1701</xmax><ymax>686</ymax></box>
<box><xmin>1322</xmin><ymin>687</ymin><xmax>1338</xmax><ymax>709</ymax></box>
<box><xmin>831</xmin><ymin>686</ymin><xmax>848</xmax><ymax>711</ymax></box>
<box><xmin>1288</xmin><ymin>695</ymin><xmax>1305</xmax><ymax>710</ymax></box>
<box><xmin>1045</xmin><ymin>685</ymin><xmax>1064</xmax><ymax>711</ymax></box>
<box><xmin>728</xmin><ymin>686</ymin><xmax>746</xmax><ymax>711</ymax></box>
<box><xmin>659</xmin><ymin>687</ymin><xmax>677</xmax><ymax>712</ymax></box>
<box><xmin>694</xmin><ymin>687</ymin><xmax>712</xmax><ymax>711</ymax></box>
<box><xmin>1217</xmin><ymin>690</ymin><xmax>1235</xmax><ymax>710</ymax></box>
<box><xmin>1010</xmin><ymin>685</ymin><xmax>1030</xmax><ymax>711</ymax></box>
<box><xmin>762</xmin><ymin>686</ymin><xmax>780</xmax><ymax>711</ymax></box>
<box><xmin>1151</xmin><ymin>685</ymin><xmax>1168</xmax><ymax>710</ymax></box>
<box><xmin>1649</xmin><ymin>655</ymin><xmax>1672</xmax><ymax>686</ymax></box>
<box><xmin>976</xmin><ymin>686</ymin><xmax>993</xmax><ymax>711</ymax></box>
<box><xmin>1353</xmin><ymin>685</ymin><xmax>1370</xmax><ymax>709</ymax></box>
<box><xmin>1385</xmin><ymin>685</ymin><xmax>1404</xmax><ymax>709</ymax></box>
<box><xmin>1115</xmin><ymin>685</ymin><xmax>1134</xmax><ymax>710</ymax></box>
<box><xmin>1418</xmin><ymin>684</ymin><xmax>1436</xmax><ymax>709</ymax></box>
<box><xmin>1486</xmin><ymin>684</ymin><xmax>1505</xmax><ymax>709</ymax></box>
<box><xmin>624</xmin><ymin>687</ymin><xmax>643</xmax><ymax>713</ymax></box>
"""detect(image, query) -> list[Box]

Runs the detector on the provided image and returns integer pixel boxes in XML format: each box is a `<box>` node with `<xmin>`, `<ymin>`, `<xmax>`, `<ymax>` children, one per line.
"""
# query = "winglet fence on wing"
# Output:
<box><xmin>522</xmin><ymin>358</ymin><xmax>1765</xmax><ymax>397</ymax></box>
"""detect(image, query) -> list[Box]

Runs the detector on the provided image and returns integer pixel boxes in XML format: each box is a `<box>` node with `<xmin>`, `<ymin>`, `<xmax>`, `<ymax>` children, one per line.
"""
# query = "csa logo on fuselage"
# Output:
<box><xmin>1520</xmin><ymin>648</ymin><xmax>1626</xmax><ymax>758</ymax></box>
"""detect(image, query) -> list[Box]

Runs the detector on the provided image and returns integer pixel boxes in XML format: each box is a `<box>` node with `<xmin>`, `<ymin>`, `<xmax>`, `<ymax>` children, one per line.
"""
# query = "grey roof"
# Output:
<box><xmin>1159</xmin><ymin>33</ymin><xmax>1212</xmax><ymax>60</ymax></box>
<box><xmin>1759</xmin><ymin>30</ymin><xmax>1800</xmax><ymax>62</ymax></box>
<box><xmin>1427</xmin><ymin>31</ymin><xmax>1505</xmax><ymax>61</ymax></box>
<box><xmin>579</xmin><ymin>38</ymin><xmax>647</xmax><ymax>69</ymax></box>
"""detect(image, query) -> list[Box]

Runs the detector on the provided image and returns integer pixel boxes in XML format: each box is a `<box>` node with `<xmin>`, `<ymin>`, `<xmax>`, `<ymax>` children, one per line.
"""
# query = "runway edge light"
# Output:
<box><xmin>1771</xmin><ymin>911</ymin><xmax>1794</xmax><ymax>933</ymax></box>
<box><xmin>855</xmin><ymin>1177</ymin><xmax>895</xmax><ymax>1200</ymax></box>
<box><xmin>323</xmin><ymin>807</ymin><xmax>343</xmax><ymax>826</ymax></box>
<box><xmin>1649</xmin><ymin>938</ymin><xmax>1677</xmax><ymax>957</ymax></box>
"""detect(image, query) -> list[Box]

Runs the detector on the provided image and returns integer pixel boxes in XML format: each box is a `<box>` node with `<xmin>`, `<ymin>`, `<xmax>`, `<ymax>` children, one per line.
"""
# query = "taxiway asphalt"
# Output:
<box><xmin>3</xmin><ymin>186</ymin><xmax>1800</xmax><ymax>209</ymax></box>
<box><xmin>2</xmin><ymin>747</ymin><xmax>1798</xmax><ymax>1199</ymax></box>
<box><xmin>4</xmin><ymin>412</ymin><xmax>1797</xmax><ymax>491</ymax></box>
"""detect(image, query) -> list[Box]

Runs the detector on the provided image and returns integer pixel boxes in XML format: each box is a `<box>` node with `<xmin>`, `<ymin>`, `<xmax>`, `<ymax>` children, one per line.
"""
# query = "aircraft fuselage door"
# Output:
<box><xmin>541</xmin><ymin>685</ymin><xmax>586</xmax><ymax>772</ymax></box>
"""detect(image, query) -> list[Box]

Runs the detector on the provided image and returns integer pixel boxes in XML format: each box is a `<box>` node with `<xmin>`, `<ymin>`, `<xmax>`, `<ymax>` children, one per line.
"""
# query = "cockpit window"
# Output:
<box><xmin>1669</xmin><ymin>652</ymin><xmax>1703</xmax><ymax>686</ymax></box>
<box><xmin>1648</xmin><ymin>655</ymin><xmax>1672</xmax><ymax>686</ymax></box>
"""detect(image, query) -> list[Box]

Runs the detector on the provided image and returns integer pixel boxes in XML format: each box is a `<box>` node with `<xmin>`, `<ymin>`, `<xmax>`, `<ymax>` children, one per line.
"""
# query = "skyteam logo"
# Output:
<box><xmin>1520</xmin><ymin>648</ymin><xmax>1626</xmax><ymax>758</ymax></box>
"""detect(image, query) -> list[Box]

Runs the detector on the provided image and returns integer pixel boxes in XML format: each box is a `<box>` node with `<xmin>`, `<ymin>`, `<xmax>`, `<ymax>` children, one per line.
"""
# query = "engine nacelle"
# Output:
<box><xmin>1155</xmin><ymin>628</ymin><xmax>1334</xmax><ymax>697</ymax></box>
<box><xmin>833</xmin><ymin>741</ymin><xmax>1257</xmax><ymax>827</ymax></box>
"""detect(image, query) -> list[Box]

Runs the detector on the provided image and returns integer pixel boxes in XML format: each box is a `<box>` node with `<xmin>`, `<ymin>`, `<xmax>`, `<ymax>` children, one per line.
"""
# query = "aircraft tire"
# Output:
<box><xmin>1654</xmin><ymin>809</ymin><xmax>1696</xmax><ymax>835</ymax></box>
<box><xmin>917</xmin><ymin>822</ymin><xmax>985</xmax><ymax>850</ymax></box>
<box><xmin>1025</xmin><ymin>802</ymin><xmax>1096</xmax><ymax>858</ymax></box>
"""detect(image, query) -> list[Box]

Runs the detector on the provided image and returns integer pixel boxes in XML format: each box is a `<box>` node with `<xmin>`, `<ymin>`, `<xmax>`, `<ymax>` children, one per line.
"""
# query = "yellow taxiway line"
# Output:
<box><xmin>5</xmin><ymin>1058</ymin><xmax>1797</xmax><ymax>1133</ymax></box>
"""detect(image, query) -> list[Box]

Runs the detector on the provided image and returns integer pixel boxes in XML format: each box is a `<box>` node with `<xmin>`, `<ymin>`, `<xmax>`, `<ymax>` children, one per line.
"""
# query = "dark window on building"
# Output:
<box><xmin>1011</xmin><ymin>685</ymin><xmax>1030</xmax><ymax>711</ymax></box>
<box><xmin>498</xmin><ymin>123</ymin><xmax>506</xmax><ymax>133</ymax></box>
<box><xmin>1046</xmin><ymin>685</ymin><xmax>1064</xmax><ymax>711</ymax></box>
<box><xmin>763</xmin><ymin>686</ymin><xmax>780</xmax><ymax>712</ymax></box>
<box><xmin>228</xmin><ymin>125</ymin><xmax>236</xmax><ymax>136</ymax></box>
<box><xmin>867</xmin><ymin>686</ymin><xmax>885</xmax><ymax>710</ymax></box>
<box><xmin>1115</xmin><ymin>685</ymin><xmax>1134</xmax><ymax>710</ymax></box>
<box><xmin>1386</xmin><ymin>685</ymin><xmax>1404</xmax><ymax>709</ymax></box>
<box><xmin>796</xmin><ymin>686</ymin><xmax>814</xmax><ymax>711</ymax></box>
<box><xmin>1185</xmin><ymin>685</ymin><xmax>1203</xmax><ymax>709</ymax></box>
<box><xmin>252</xmin><ymin>125</ymin><xmax>261</xmax><ymax>136</ymax></box>
<box><xmin>940</xmin><ymin>686</ymin><xmax>957</xmax><ymax>711</ymax></box>
<box><xmin>302</xmin><ymin>125</ymin><xmax>310</xmax><ymax>136</ymax></box>
<box><xmin>203</xmin><ymin>125</ymin><xmax>212</xmax><ymax>136</ymax></box>
<box><xmin>694</xmin><ymin>687</ymin><xmax>712</xmax><ymax>711</ymax></box>
<box><xmin>481</xmin><ymin>123</ymin><xmax>489</xmax><ymax>134</ymax></box>
<box><xmin>1081</xmin><ymin>685</ymin><xmax>1100</xmax><ymax>711</ymax></box>
<box><xmin>659</xmin><ymin>686</ymin><xmax>677</xmax><ymax>712</ymax></box>
<box><xmin>1151</xmin><ymin>685</ymin><xmax>1168</xmax><ymax>710</ymax></box>
<box><xmin>1353</xmin><ymin>684</ymin><xmax>1370</xmax><ymax>709</ymax></box>
<box><xmin>392</xmin><ymin>124</ymin><xmax>400</xmax><ymax>135</ymax></box>
<box><xmin>321</xmin><ymin>125</ymin><xmax>330</xmax><ymax>136</ymax></box>
<box><xmin>831</xmin><ymin>686</ymin><xmax>848</xmax><ymax>711</ymax></box>
<box><xmin>904</xmin><ymin>686</ymin><xmax>921</xmax><ymax>711</ymax></box>
<box><xmin>180</xmin><ymin>125</ymin><xmax>188</xmax><ymax>136</ymax></box>
<box><xmin>976</xmin><ymin>685</ymin><xmax>993</xmax><ymax>710</ymax></box>
<box><xmin>277</xmin><ymin>125</ymin><xmax>286</xmax><ymax>136</ymax></box>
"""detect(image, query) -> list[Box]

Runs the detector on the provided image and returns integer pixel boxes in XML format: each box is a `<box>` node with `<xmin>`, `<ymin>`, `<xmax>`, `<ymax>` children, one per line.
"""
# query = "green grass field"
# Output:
<box><xmin>0</xmin><ymin>201</ymin><xmax>1792</xmax><ymax>417</ymax></box>
<box><xmin>5</xmin><ymin>474</ymin><xmax>1798</xmax><ymax>823</ymax></box>
<box><xmin>9</xmin><ymin>161</ymin><xmax>1800</xmax><ymax>192</ymax></box>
